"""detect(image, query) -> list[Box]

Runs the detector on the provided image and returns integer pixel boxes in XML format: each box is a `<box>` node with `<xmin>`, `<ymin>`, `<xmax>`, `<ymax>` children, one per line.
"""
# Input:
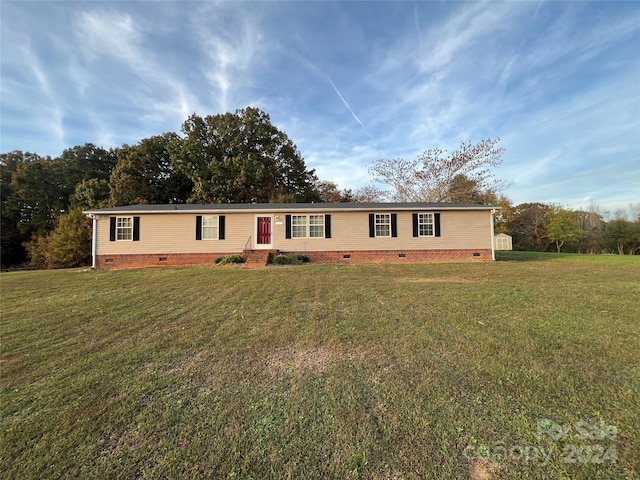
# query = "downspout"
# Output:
<box><xmin>91</xmin><ymin>214</ymin><xmax>97</xmax><ymax>269</ymax></box>
<box><xmin>490</xmin><ymin>209</ymin><xmax>497</xmax><ymax>261</ymax></box>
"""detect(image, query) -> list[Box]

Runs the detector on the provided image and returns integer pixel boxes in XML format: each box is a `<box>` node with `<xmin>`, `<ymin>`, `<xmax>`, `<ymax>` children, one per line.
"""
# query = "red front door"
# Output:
<box><xmin>257</xmin><ymin>217</ymin><xmax>271</xmax><ymax>245</ymax></box>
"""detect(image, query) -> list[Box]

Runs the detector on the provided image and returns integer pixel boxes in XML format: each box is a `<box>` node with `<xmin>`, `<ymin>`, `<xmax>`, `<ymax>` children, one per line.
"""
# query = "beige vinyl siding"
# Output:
<box><xmin>275</xmin><ymin>210</ymin><xmax>492</xmax><ymax>251</ymax></box>
<box><xmin>96</xmin><ymin>213</ymin><xmax>253</xmax><ymax>255</ymax></box>
<box><xmin>95</xmin><ymin>209</ymin><xmax>492</xmax><ymax>255</ymax></box>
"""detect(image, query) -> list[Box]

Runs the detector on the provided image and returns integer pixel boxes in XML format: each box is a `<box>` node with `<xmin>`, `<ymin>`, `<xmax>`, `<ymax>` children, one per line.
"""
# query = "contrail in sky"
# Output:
<box><xmin>327</xmin><ymin>77</ymin><xmax>366</xmax><ymax>129</ymax></box>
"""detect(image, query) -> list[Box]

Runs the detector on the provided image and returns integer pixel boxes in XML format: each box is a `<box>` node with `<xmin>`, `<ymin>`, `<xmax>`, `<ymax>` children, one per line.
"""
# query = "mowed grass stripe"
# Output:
<box><xmin>1</xmin><ymin>253</ymin><xmax>638</xmax><ymax>479</ymax></box>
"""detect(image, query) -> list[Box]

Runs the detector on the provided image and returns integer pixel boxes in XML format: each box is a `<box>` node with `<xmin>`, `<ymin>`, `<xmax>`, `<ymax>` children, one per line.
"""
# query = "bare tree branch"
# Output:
<box><xmin>369</xmin><ymin>138</ymin><xmax>505</xmax><ymax>202</ymax></box>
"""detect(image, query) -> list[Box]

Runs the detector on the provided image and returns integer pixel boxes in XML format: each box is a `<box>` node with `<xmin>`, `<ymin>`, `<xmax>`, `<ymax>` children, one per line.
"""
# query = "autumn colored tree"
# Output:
<box><xmin>349</xmin><ymin>184</ymin><xmax>389</xmax><ymax>202</ymax></box>
<box><xmin>369</xmin><ymin>138</ymin><xmax>504</xmax><ymax>202</ymax></box>
<box><xmin>493</xmin><ymin>195</ymin><xmax>514</xmax><ymax>235</ymax></box>
<box><xmin>315</xmin><ymin>180</ymin><xmax>344</xmax><ymax>203</ymax></box>
<box><xmin>314</xmin><ymin>180</ymin><xmax>387</xmax><ymax>203</ymax></box>
<box><xmin>504</xmin><ymin>202</ymin><xmax>553</xmax><ymax>251</ymax></box>
<box><xmin>24</xmin><ymin>208</ymin><xmax>92</xmax><ymax>268</ymax></box>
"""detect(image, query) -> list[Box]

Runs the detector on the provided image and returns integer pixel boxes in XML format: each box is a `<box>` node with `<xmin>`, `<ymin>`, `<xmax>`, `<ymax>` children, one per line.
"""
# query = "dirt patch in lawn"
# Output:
<box><xmin>468</xmin><ymin>459</ymin><xmax>498</xmax><ymax>480</ymax></box>
<box><xmin>264</xmin><ymin>345</ymin><xmax>366</xmax><ymax>377</ymax></box>
<box><xmin>401</xmin><ymin>277</ymin><xmax>476</xmax><ymax>284</ymax></box>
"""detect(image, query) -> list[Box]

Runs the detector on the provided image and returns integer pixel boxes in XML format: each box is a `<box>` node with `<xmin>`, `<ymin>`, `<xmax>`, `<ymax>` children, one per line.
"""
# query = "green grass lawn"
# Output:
<box><xmin>1</xmin><ymin>252</ymin><xmax>638</xmax><ymax>479</ymax></box>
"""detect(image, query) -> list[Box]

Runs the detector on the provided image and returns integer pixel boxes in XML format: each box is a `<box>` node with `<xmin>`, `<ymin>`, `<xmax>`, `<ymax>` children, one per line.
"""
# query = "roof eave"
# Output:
<box><xmin>84</xmin><ymin>202</ymin><xmax>500</xmax><ymax>215</ymax></box>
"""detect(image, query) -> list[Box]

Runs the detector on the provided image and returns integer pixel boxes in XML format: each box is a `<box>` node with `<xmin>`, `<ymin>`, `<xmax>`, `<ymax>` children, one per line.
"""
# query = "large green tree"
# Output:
<box><xmin>109</xmin><ymin>133</ymin><xmax>192</xmax><ymax>206</ymax></box>
<box><xmin>171</xmin><ymin>107</ymin><xmax>319</xmax><ymax>203</ymax></box>
<box><xmin>56</xmin><ymin>144</ymin><xmax>116</xmax><ymax>203</ymax></box>
<box><xmin>1</xmin><ymin>151</ymin><xmax>30</xmax><ymax>265</ymax></box>
<box><xmin>445</xmin><ymin>174</ymin><xmax>498</xmax><ymax>204</ymax></box>
<box><xmin>1</xmin><ymin>152</ymin><xmax>66</xmax><ymax>266</ymax></box>
<box><xmin>605</xmin><ymin>219</ymin><xmax>640</xmax><ymax>255</ymax></box>
<box><xmin>546</xmin><ymin>207</ymin><xmax>586</xmax><ymax>253</ymax></box>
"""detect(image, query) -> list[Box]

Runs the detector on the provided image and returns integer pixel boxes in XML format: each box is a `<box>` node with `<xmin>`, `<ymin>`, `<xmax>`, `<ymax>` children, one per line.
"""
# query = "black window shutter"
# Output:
<box><xmin>218</xmin><ymin>215</ymin><xmax>225</xmax><ymax>240</ymax></box>
<box><xmin>133</xmin><ymin>217</ymin><xmax>140</xmax><ymax>241</ymax></box>
<box><xmin>391</xmin><ymin>214</ymin><xmax>398</xmax><ymax>237</ymax></box>
<box><xmin>369</xmin><ymin>214</ymin><xmax>375</xmax><ymax>237</ymax></box>
<box><xmin>325</xmin><ymin>214</ymin><xmax>331</xmax><ymax>238</ymax></box>
<box><xmin>435</xmin><ymin>213</ymin><xmax>441</xmax><ymax>237</ymax></box>
<box><xmin>195</xmin><ymin>216</ymin><xmax>202</xmax><ymax>240</ymax></box>
<box><xmin>110</xmin><ymin>217</ymin><xmax>116</xmax><ymax>241</ymax></box>
<box><xmin>285</xmin><ymin>215</ymin><xmax>292</xmax><ymax>239</ymax></box>
<box><xmin>412</xmin><ymin>213</ymin><xmax>419</xmax><ymax>237</ymax></box>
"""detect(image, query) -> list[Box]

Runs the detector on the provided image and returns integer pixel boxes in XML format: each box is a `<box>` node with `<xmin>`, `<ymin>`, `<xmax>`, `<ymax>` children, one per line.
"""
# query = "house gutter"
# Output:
<box><xmin>89</xmin><ymin>214</ymin><xmax>97</xmax><ymax>269</ymax></box>
<box><xmin>83</xmin><ymin>204</ymin><xmax>499</xmax><ymax>216</ymax></box>
<box><xmin>490</xmin><ymin>209</ymin><xmax>497</xmax><ymax>261</ymax></box>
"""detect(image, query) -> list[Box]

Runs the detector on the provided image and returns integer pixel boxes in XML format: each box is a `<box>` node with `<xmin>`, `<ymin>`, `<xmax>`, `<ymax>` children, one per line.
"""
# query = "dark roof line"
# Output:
<box><xmin>85</xmin><ymin>202</ymin><xmax>499</xmax><ymax>214</ymax></box>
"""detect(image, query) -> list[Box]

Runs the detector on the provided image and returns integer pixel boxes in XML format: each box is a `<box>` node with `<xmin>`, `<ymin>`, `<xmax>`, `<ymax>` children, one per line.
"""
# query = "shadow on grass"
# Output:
<box><xmin>495</xmin><ymin>251</ymin><xmax>638</xmax><ymax>263</ymax></box>
<box><xmin>496</xmin><ymin>251</ymin><xmax>574</xmax><ymax>262</ymax></box>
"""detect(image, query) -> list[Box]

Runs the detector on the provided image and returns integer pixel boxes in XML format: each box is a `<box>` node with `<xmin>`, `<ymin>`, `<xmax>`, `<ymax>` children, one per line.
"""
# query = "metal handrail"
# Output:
<box><xmin>243</xmin><ymin>236</ymin><xmax>252</xmax><ymax>257</ymax></box>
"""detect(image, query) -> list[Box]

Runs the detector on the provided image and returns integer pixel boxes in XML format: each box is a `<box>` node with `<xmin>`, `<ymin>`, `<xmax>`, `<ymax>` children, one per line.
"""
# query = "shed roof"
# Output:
<box><xmin>85</xmin><ymin>202</ymin><xmax>499</xmax><ymax>215</ymax></box>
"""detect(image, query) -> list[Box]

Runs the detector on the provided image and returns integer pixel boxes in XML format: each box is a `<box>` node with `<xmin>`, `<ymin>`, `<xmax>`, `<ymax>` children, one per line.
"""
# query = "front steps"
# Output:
<box><xmin>244</xmin><ymin>250</ymin><xmax>276</xmax><ymax>268</ymax></box>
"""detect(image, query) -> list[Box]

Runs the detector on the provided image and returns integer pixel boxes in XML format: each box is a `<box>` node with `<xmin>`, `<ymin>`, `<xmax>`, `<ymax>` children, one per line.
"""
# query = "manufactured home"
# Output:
<box><xmin>84</xmin><ymin>202</ymin><xmax>499</xmax><ymax>269</ymax></box>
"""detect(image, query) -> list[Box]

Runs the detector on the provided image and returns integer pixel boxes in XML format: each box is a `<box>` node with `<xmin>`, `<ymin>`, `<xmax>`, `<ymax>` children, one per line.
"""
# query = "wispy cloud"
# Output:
<box><xmin>23</xmin><ymin>46</ymin><xmax>65</xmax><ymax>147</ymax></box>
<box><xmin>72</xmin><ymin>9</ymin><xmax>203</xmax><ymax>136</ymax></box>
<box><xmin>0</xmin><ymin>43</ymin><xmax>65</xmax><ymax>151</ymax></box>
<box><xmin>1</xmin><ymin>1</ymin><xmax>637</xmax><ymax>211</ymax></box>
<box><xmin>189</xmin><ymin>3</ymin><xmax>265</xmax><ymax>113</ymax></box>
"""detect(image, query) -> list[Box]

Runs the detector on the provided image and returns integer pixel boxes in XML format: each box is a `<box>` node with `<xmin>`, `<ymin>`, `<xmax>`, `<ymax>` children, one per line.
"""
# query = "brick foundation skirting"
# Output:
<box><xmin>95</xmin><ymin>248</ymin><xmax>493</xmax><ymax>270</ymax></box>
<box><xmin>95</xmin><ymin>252</ymin><xmax>239</xmax><ymax>270</ymax></box>
<box><xmin>279</xmin><ymin>249</ymin><xmax>493</xmax><ymax>264</ymax></box>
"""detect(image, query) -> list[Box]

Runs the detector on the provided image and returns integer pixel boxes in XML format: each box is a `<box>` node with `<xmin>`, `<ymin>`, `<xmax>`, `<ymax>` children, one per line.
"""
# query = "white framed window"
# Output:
<box><xmin>418</xmin><ymin>213</ymin><xmax>434</xmax><ymax>237</ymax></box>
<box><xmin>116</xmin><ymin>217</ymin><xmax>133</xmax><ymax>241</ymax></box>
<box><xmin>202</xmin><ymin>215</ymin><xmax>219</xmax><ymax>240</ymax></box>
<box><xmin>291</xmin><ymin>215</ymin><xmax>307</xmax><ymax>238</ymax></box>
<box><xmin>375</xmin><ymin>214</ymin><xmax>391</xmax><ymax>237</ymax></box>
<box><xmin>287</xmin><ymin>214</ymin><xmax>330</xmax><ymax>239</ymax></box>
<box><xmin>309</xmin><ymin>215</ymin><xmax>325</xmax><ymax>238</ymax></box>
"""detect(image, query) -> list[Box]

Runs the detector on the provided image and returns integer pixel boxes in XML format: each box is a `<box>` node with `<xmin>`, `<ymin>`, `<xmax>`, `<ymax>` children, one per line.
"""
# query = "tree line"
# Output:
<box><xmin>0</xmin><ymin>107</ymin><xmax>380</xmax><ymax>268</ymax></box>
<box><xmin>495</xmin><ymin>201</ymin><xmax>639</xmax><ymax>255</ymax></box>
<box><xmin>2</xmin><ymin>107</ymin><xmax>638</xmax><ymax>269</ymax></box>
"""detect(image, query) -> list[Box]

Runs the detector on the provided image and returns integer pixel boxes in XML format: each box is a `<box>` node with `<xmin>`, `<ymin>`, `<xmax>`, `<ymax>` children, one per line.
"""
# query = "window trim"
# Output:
<box><xmin>412</xmin><ymin>212</ymin><xmax>441</xmax><ymax>238</ymax></box>
<box><xmin>286</xmin><ymin>214</ymin><xmax>329</xmax><ymax>239</ymax></box>
<box><xmin>110</xmin><ymin>216</ymin><xmax>140</xmax><ymax>242</ymax></box>
<box><xmin>201</xmin><ymin>215</ymin><xmax>219</xmax><ymax>241</ymax></box>
<box><xmin>375</xmin><ymin>213</ymin><xmax>391</xmax><ymax>238</ymax></box>
<box><xmin>291</xmin><ymin>214</ymin><xmax>308</xmax><ymax>239</ymax></box>
<box><xmin>369</xmin><ymin>213</ymin><xmax>397</xmax><ymax>238</ymax></box>
<box><xmin>417</xmin><ymin>213</ymin><xmax>435</xmax><ymax>237</ymax></box>
<box><xmin>309</xmin><ymin>214</ymin><xmax>325</xmax><ymax>238</ymax></box>
<box><xmin>117</xmin><ymin>216</ymin><xmax>134</xmax><ymax>241</ymax></box>
<box><xmin>195</xmin><ymin>215</ymin><xmax>225</xmax><ymax>241</ymax></box>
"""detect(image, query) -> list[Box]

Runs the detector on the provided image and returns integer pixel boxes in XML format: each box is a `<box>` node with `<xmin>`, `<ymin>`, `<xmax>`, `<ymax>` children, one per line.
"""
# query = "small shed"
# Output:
<box><xmin>494</xmin><ymin>233</ymin><xmax>513</xmax><ymax>251</ymax></box>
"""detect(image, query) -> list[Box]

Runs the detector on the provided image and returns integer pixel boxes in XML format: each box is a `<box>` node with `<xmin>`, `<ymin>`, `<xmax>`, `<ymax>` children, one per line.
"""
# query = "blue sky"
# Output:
<box><xmin>1</xmin><ymin>1</ymin><xmax>639</xmax><ymax>211</ymax></box>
